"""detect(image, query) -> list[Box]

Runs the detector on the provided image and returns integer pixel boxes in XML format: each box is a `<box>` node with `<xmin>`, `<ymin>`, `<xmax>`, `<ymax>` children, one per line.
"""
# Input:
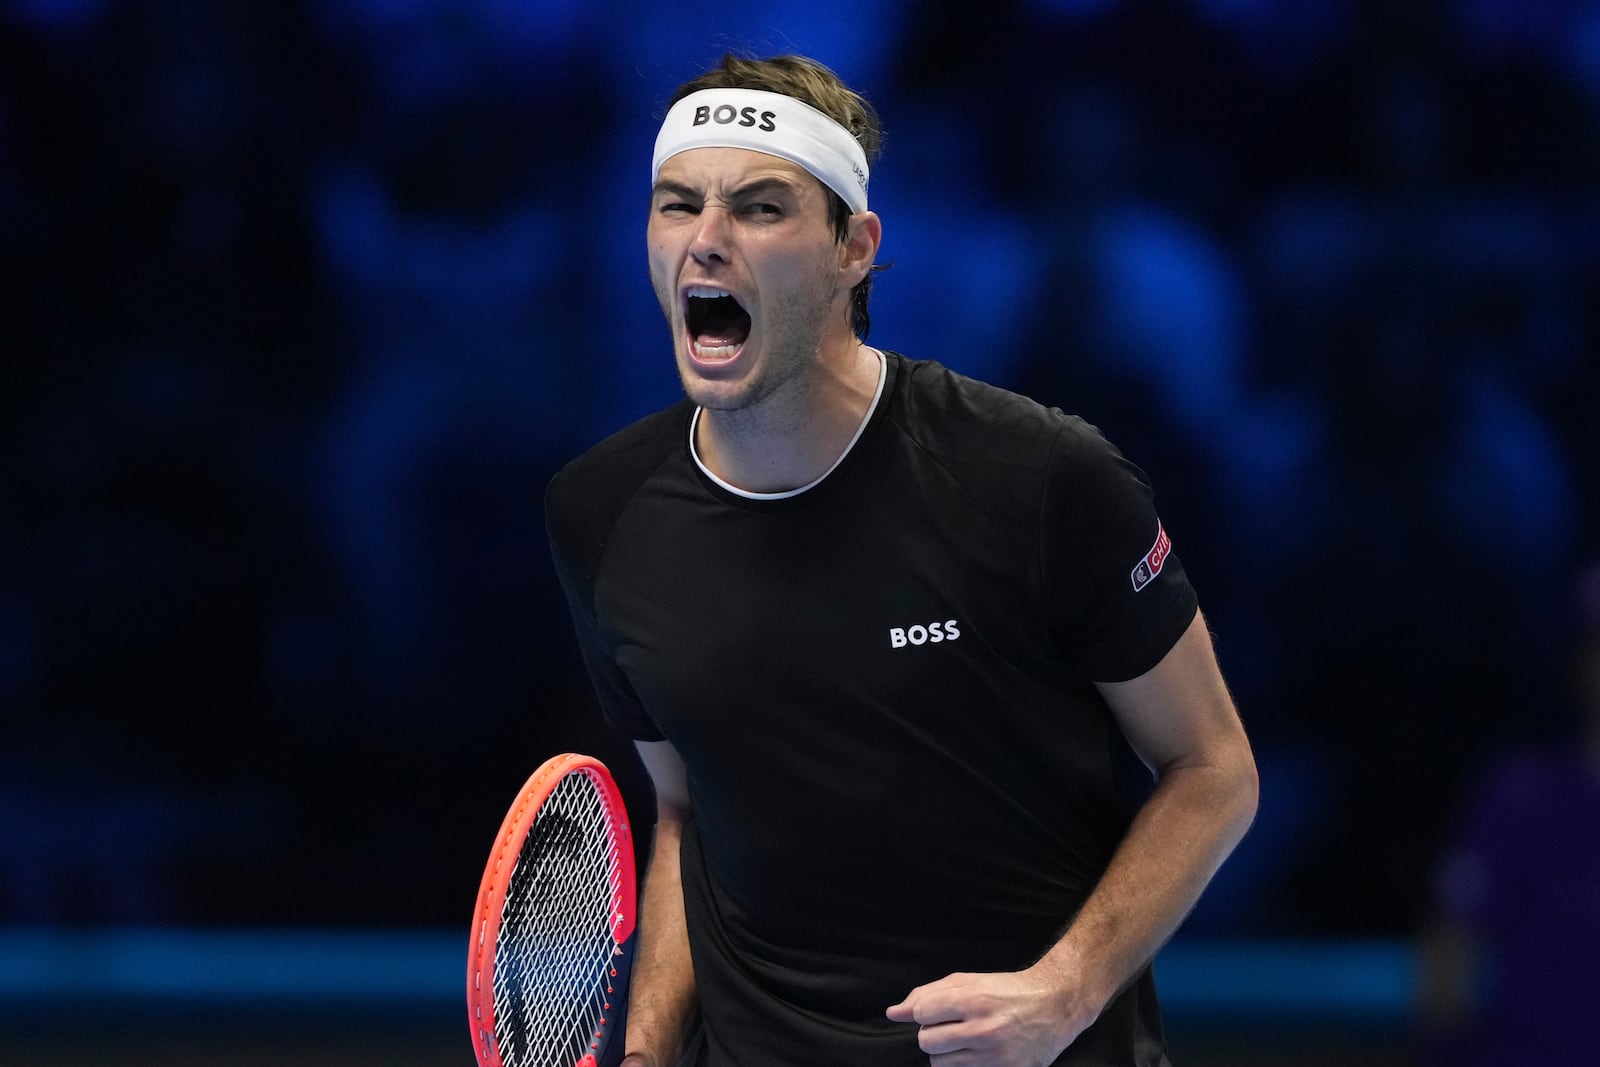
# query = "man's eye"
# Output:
<box><xmin>747</xmin><ymin>203</ymin><xmax>782</xmax><ymax>216</ymax></box>
<box><xmin>659</xmin><ymin>201</ymin><xmax>697</xmax><ymax>214</ymax></box>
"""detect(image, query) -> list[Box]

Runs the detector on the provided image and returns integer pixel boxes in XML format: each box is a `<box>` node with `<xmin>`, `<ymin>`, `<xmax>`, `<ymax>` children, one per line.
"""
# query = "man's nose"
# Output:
<box><xmin>688</xmin><ymin>207</ymin><xmax>732</xmax><ymax>264</ymax></box>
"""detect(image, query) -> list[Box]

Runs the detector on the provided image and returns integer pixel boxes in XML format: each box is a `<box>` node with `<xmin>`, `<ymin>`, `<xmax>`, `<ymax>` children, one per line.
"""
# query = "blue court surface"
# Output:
<box><xmin>0</xmin><ymin>926</ymin><xmax>1417</xmax><ymax>1067</ymax></box>
<box><xmin>0</xmin><ymin>927</ymin><xmax>1413</xmax><ymax>1020</ymax></box>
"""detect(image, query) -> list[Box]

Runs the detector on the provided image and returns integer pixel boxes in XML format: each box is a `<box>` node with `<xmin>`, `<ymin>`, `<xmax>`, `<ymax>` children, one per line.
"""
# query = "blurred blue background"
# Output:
<box><xmin>3</xmin><ymin>0</ymin><xmax>1598</xmax><ymax>1063</ymax></box>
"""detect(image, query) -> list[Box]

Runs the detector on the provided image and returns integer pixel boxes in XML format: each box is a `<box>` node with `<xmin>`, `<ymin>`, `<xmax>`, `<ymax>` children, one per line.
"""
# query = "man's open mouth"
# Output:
<box><xmin>685</xmin><ymin>286</ymin><xmax>751</xmax><ymax>361</ymax></box>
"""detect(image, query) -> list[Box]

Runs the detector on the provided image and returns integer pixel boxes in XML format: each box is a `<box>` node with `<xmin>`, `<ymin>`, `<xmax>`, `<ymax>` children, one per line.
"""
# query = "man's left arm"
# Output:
<box><xmin>887</xmin><ymin>609</ymin><xmax>1259</xmax><ymax>1066</ymax></box>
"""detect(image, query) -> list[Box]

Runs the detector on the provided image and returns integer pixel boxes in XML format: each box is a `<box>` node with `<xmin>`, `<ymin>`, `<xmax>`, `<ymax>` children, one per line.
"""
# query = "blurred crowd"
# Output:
<box><xmin>3</xmin><ymin>0</ymin><xmax>1597</xmax><ymax>982</ymax></box>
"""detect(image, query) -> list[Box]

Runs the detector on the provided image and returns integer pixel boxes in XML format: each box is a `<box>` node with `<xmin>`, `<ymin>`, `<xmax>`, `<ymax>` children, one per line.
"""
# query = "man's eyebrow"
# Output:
<box><xmin>650</xmin><ymin>176</ymin><xmax>804</xmax><ymax>201</ymax></box>
<box><xmin>725</xmin><ymin>176</ymin><xmax>803</xmax><ymax>200</ymax></box>
<box><xmin>651</xmin><ymin>179</ymin><xmax>701</xmax><ymax>201</ymax></box>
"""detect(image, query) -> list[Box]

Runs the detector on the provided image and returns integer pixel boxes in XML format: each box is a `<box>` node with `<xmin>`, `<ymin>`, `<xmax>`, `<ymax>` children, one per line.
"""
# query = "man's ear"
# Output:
<box><xmin>839</xmin><ymin>210</ymin><xmax>882</xmax><ymax>288</ymax></box>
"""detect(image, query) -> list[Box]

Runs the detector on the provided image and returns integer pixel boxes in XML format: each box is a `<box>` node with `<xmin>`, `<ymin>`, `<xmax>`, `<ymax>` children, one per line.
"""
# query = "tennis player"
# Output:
<box><xmin>545</xmin><ymin>52</ymin><xmax>1259</xmax><ymax>1067</ymax></box>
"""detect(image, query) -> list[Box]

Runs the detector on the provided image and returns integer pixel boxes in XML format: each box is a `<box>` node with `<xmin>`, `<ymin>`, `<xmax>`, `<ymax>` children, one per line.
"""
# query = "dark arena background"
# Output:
<box><xmin>4</xmin><ymin>2</ymin><xmax>1599</xmax><ymax>1064</ymax></box>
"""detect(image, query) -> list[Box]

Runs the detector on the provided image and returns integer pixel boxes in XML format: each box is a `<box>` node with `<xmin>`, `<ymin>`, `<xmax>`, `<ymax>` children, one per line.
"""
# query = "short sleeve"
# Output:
<box><xmin>1040</xmin><ymin>418</ymin><xmax>1199</xmax><ymax>682</ymax></box>
<box><xmin>545</xmin><ymin>470</ymin><xmax>665</xmax><ymax>742</ymax></box>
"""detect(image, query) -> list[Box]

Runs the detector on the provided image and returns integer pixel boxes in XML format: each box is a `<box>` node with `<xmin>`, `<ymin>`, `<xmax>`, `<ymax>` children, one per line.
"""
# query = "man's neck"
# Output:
<box><xmin>696</xmin><ymin>341</ymin><xmax>882</xmax><ymax>495</ymax></box>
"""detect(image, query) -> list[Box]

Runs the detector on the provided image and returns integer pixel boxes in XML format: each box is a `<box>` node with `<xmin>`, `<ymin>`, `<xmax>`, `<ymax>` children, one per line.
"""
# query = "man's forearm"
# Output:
<box><xmin>622</xmin><ymin>813</ymin><xmax>698</xmax><ymax>1067</ymax></box>
<box><xmin>882</xmin><ymin>754</ymin><xmax>1257</xmax><ymax>1062</ymax></box>
<box><xmin>1033</xmin><ymin>754</ymin><xmax>1258</xmax><ymax>1015</ymax></box>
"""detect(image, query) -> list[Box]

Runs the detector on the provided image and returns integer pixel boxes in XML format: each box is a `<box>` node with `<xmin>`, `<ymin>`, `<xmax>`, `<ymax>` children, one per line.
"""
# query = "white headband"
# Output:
<box><xmin>652</xmin><ymin>88</ymin><xmax>870</xmax><ymax>213</ymax></box>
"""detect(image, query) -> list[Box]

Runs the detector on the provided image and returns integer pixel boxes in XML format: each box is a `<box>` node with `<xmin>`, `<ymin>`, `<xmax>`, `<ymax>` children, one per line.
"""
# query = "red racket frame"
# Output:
<box><xmin>468</xmin><ymin>753</ymin><xmax>638</xmax><ymax>1067</ymax></box>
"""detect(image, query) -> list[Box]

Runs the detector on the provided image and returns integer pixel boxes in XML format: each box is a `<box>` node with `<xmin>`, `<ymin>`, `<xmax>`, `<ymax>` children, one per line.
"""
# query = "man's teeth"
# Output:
<box><xmin>691</xmin><ymin>340</ymin><xmax>741</xmax><ymax>360</ymax></box>
<box><xmin>686</xmin><ymin>286</ymin><xmax>731</xmax><ymax>300</ymax></box>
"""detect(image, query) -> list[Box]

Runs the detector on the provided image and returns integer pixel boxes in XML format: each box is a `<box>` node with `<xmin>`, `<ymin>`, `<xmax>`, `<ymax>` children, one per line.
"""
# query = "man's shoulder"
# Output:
<box><xmin>553</xmin><ymin>400</ymin><xmax>690</xmax><ymax>480</ymax></box>
<box><xmin>545</xmin><ymin>400</ymin><xmax>693</xmax><ymax>540</ymax></box>
<box><xmin>886</xmin><ymin>352</ymin><xmax>1110</xmax><ymax>470</ymax></box>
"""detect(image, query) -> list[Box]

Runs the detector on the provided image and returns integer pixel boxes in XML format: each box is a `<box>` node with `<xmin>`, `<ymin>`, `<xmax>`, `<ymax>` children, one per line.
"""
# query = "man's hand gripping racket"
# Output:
<box><xmin>468</xmin><ymin>753</ymin><xmax>638</xmax><ymax>1067</ymax></box>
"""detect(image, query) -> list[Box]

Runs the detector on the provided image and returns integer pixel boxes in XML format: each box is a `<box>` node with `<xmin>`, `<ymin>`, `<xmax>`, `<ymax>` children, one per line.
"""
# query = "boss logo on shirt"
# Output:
<box><xmin>889</xmin><ymin>619</ymin><xmax>961</xmax><ymax>648</ymax></box>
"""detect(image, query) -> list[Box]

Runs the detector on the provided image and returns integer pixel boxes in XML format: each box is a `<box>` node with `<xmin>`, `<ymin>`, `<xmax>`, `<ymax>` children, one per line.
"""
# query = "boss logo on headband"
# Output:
<box><xmin>692</xmin><ymin>104</ymin><xmax>778</xmax><ymax>132</ymax></box>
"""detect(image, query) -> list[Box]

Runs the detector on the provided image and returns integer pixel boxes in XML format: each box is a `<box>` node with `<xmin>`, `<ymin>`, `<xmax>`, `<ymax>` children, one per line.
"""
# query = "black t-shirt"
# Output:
<box><xmin>547</xmin><ymin>352</ymin><xmax>1197</xmax><ymax>1066</ymax></box>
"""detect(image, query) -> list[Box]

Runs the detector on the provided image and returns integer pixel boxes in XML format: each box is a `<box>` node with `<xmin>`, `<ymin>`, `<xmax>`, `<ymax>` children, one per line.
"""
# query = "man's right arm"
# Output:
<box><xmin>620</xmin><ymin>739</ymin><xmax>698</xmax><ymax>1067</ymax></box>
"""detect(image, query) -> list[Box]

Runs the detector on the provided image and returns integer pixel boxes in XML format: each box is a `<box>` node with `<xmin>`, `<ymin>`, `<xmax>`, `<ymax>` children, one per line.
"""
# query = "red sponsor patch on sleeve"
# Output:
<box><xmin>1130</xmin><ymin>521</ymin><xmax>1172</xmax><ymax>592</ymax></box>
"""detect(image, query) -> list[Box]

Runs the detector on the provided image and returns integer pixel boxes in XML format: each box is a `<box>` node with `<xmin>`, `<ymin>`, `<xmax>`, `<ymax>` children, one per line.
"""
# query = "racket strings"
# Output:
<box><xmin>494</xmin><ymin>772</ymin><xmax>623</xmax><ymax>1067</ymax></box>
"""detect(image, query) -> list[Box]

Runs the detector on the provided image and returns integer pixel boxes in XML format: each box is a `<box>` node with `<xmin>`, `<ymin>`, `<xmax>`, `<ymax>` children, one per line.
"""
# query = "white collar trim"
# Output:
<box><xmin>690</xmin><ymin>349</ymin><xmax>887</xmax><ymax>500</ymax></box>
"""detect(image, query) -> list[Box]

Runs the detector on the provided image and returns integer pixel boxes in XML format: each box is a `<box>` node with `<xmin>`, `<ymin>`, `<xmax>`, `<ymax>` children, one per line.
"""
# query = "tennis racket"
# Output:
<box><xmin>468</xmin><ymin>752</ymin><xmax>638</xmax><ymax>1067</ymax></box>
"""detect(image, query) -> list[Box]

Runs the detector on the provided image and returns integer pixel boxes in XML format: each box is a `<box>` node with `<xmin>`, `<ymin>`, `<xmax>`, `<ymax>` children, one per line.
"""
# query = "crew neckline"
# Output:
<box><xmin>689</xmin><ymin>348</ymin><xmax>888</xmax><ymax>501</ymax></box>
